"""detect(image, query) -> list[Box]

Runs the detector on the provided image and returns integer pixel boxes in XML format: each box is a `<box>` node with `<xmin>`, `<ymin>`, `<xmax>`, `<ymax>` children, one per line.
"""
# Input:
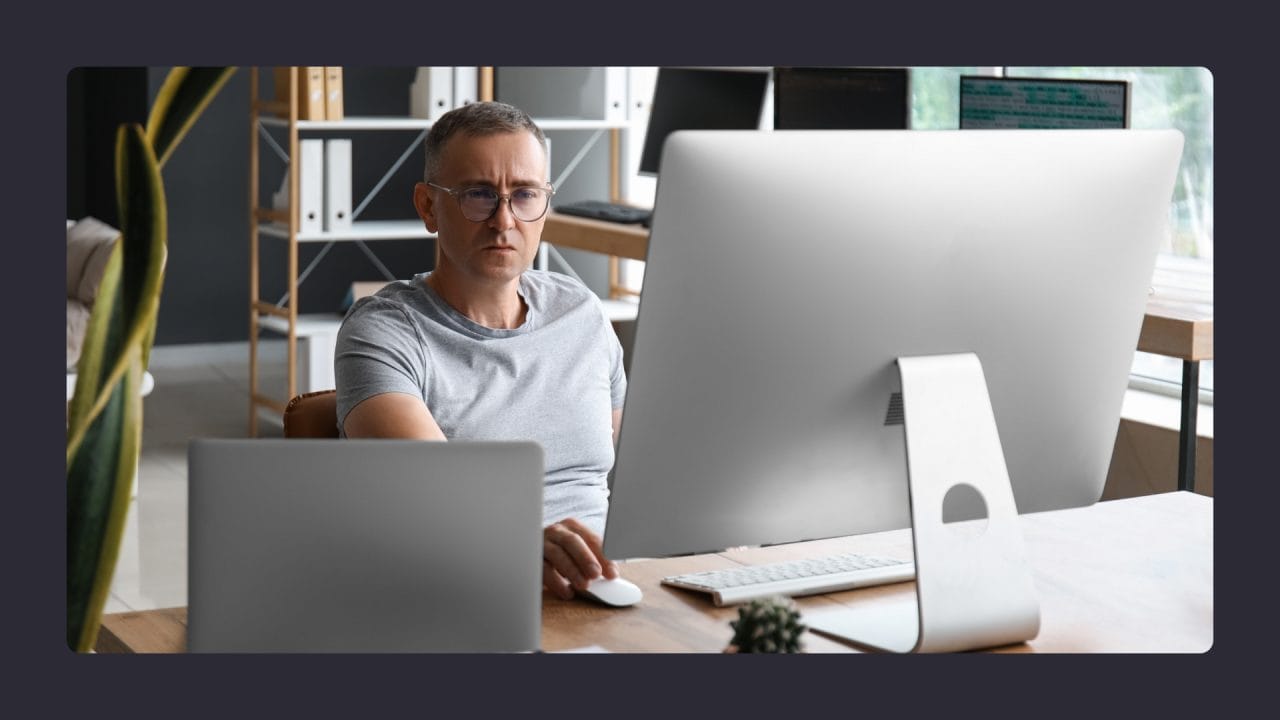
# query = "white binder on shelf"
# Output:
<box><xmin>298</xmin><ymin>139</ymin><xmax>324</xmax><ymax>234</ymax></box>
<box><xmin>410</xmin><ymin>67</ymin><xmax>453</xmax><ymax>120</ymax></box>
<box><xmin>604</xmin><ymin>66</ymin><xmax>628</xmax><ymax>122</ymax></box>
<box><xmin>324</xmin><ymin>138</ymin><xmax>353</xmax><ymax>232</ymax></box>
<box><xmin>453</xmin><ymin>66</ymin><xmax>479</xmax><ymax>108</ymax></box>
<box><xmin>626</xmin><ymin>67</ymin><xmax>658</xmax><ymax>122</ymax></box>
<box><xmin>624</xmin><ymin>67</ymin><xmax>658</xmax><ymax>205</ymax></box>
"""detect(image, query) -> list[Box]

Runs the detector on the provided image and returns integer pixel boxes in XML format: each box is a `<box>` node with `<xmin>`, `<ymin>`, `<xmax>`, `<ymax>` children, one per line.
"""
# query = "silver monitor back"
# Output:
<box><xmin>188</xmin><ymin>439</ymin><xmax>543</xmax><ymax>653</ymax></box>
<box><xmin>604</xmin><ymin>128</ymin><xmax>1183</xmax><ymax>559</ymax></box>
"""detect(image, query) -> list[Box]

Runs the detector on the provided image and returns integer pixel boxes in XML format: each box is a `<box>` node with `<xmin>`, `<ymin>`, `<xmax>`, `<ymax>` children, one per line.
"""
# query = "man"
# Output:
<box><xmin>334</xmin><ymin>101</ymin><xmax>626</xmax><ymax>601</ymax></box>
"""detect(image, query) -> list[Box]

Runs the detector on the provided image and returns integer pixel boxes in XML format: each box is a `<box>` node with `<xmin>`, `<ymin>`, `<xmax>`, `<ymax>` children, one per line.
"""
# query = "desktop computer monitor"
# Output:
<box><xmin>603</xmin><ymin>128</ymin><xmax>1182</xmax><ymax>560</ymax></box>
<box><xmin>637</xmin><ymin>68</ymin><xmax>770</xmax><ymax>176</ymax></box>
<box><xmin>773</xmin><ymin>66</ymin><xmax>911</xmax><ymax>129</ymax></box>
<box><xmin>959</xmin><ymin>75</ymin><xmax>1131</xmax><ymax>129</ymax></box>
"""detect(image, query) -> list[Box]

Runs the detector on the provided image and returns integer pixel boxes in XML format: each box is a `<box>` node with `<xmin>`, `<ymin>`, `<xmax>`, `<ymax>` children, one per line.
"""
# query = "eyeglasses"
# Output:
<box><xmin>427</xmin><ymin>182</ymin><xmax>555</xmax><ymax>223</ymax></box>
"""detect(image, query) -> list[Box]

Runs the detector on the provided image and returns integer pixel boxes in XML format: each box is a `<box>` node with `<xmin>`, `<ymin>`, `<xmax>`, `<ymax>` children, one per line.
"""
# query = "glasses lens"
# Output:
<box><xmin>510</xmin><ymin>187</ymin><xmax>549</xmax><ymax>221</ymax></box>
<box><xmin>455</xmin><ymin>187</ymin><xmax>497</xmax><ymax>221</ymax></box>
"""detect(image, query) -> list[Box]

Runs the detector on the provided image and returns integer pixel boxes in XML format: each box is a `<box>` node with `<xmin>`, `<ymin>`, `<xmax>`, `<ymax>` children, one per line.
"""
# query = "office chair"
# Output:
<box><xmin>283</xmin><ymin>389</ymin><xmax>340</xmax><ymax>438</ymax></box>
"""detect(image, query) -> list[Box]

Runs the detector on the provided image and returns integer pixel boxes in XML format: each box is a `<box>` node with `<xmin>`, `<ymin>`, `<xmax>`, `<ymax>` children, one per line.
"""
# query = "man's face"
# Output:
<box><xmin>414</xmin><ymin>131</ymin><xmax>549</xmax><ymax>287</ymax></box>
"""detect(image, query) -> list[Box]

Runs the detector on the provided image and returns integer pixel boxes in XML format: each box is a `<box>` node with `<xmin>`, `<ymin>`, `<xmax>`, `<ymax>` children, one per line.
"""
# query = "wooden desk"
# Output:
<box><xmin>96</xmin><ymin>492</ymin><xmax>1211</xmax><ymax>653</ymax></box>
<box><xmin>1139</xmin><ymin>299</ymin><xmax>1214</xmax><ymax>493</ymax></box>
<box><xmin>542</xmin><ymin>211</ymin><xmax>648</xmax><ymax>262</ymax></box>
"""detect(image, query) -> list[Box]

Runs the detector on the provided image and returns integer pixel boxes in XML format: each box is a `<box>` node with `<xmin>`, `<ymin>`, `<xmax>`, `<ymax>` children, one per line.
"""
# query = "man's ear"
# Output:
<box><xmin>414</xmin><ymin>183</ymin><xmax>439</xmax><ymax>233</ymax></box>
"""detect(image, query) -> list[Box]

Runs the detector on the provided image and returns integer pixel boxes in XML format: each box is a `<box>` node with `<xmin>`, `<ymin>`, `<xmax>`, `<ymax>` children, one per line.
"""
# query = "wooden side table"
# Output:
<box><xmin>1137</xmin><ymin>299</ymin><xmax>1214</xmax><ymax>492</ymax></box>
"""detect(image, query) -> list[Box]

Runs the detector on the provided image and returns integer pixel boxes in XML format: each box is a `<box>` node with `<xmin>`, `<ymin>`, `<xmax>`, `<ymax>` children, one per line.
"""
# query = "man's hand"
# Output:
<box><xmin>542</xmin><ymin>518</ymin><xmax>619</xmax><ymax>600</ymax></box>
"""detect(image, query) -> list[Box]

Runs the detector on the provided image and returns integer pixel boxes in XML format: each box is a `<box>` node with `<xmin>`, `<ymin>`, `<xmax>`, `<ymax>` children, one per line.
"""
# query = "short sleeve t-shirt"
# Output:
<box><xmin>334</xmin><ymin>270</ymin><xmax>627</xmax><ymax>535</ymax></box>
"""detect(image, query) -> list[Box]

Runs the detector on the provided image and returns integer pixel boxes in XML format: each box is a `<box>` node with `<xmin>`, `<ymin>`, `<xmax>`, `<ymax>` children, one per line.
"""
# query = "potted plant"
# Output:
<box><xmin>724</xmin><ymin>596</ymin><xmax>807</xmax><ymax>654</ymax></box>
<box><xmin>66</xmin><ymin>66</ymin><xmax>236</xmax><ymax>652</ymax></box>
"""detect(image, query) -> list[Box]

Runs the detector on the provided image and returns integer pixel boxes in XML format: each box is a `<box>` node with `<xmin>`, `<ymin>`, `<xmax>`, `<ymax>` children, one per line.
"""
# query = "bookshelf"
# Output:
<box><xmin>247</xmin><ymin>67</ymin><xmax>645</xmax><ymax>436</ymax></box>
<box><xmin>247</xmin><ymin>67</ymin><xmax>484</xmax><ymax>435</ymax></box>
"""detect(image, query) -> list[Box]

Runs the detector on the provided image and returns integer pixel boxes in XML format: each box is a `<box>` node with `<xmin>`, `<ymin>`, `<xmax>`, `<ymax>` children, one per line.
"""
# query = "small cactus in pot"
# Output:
<box><xmin>724</xmin><ymin>596</ymin><xmax>806</xmax><ymax>653</ymax></box>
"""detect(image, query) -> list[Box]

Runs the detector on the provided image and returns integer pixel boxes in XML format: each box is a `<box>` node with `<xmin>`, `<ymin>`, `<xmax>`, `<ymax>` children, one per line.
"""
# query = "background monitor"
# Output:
<box><xmin>959</xmin><ymin>75</ymin><xmax>1131</xmax><ymax>129</ymax></box>
<box><xmin>773</xmin><ymin>66</ymin><xmax>911</xmax><ymax>129</ymax></box>
<box><xmin>604</xmin><ymin>128</ymin><xmax>1182</xmax><ymax>560</ymax></box>
<box><xmin>637</xmin><ymin>68</ymin><xmax>769</xmax><ymax>176</ymax></box>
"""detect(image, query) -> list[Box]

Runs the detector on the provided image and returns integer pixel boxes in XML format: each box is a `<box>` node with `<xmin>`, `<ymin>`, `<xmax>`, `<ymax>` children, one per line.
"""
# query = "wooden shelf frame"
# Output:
<box><xmin>247</xmin><ymin>67</ymin><xmax>494</xmax><ymax>435</ymax></box>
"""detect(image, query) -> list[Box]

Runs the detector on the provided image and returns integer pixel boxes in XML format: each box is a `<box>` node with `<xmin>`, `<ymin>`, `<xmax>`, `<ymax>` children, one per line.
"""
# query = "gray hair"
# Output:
<box><xmin>422</xmin><ymin>101</ymin><xmax>548</xmax><ymax>182</ymax></box>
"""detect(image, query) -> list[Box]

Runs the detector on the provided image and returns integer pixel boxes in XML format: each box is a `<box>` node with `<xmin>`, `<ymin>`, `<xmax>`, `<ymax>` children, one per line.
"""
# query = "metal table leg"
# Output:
<box><xmin>1177</xmin><ymin>360</ymin><xmax>1199</xmax><ymax>492</ymax></box>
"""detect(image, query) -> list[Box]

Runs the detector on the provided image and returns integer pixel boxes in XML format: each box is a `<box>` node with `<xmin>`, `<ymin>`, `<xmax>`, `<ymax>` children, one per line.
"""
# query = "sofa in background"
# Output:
<box><xmin>66</xmin><ymin>217</ymin><xmax>154</xmax><ymax>401</ymax></box>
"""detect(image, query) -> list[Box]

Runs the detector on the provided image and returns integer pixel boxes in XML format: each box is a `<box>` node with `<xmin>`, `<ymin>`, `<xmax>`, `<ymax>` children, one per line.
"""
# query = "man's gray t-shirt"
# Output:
<box><xmin>334</xmin><ymin>270</ymin><xmax>627</xmax><ymax>535</ymax></box>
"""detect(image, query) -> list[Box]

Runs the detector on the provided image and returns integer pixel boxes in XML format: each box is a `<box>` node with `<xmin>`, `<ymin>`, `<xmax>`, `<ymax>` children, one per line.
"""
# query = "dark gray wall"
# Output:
<box><xmin>138</xmin><ymin>66</ymin><xmax>614</xmax><ymax>347</ymax></box>
<box><xmin>146</xmin><ymin>67</ymin><xmax>251</xmax><ymax>346</ymax></box>
<box><xmin>67</xmin><ymin>68</ymin><xmax>149</xmax><ymax>228</ymax></box>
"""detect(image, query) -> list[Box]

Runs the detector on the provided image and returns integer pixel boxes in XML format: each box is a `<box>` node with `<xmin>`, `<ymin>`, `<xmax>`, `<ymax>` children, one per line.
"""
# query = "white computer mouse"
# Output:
<box><xmin>578</xmin><ymin>576</ymin><xmax>643</xmax><ymax>607</ymax></box>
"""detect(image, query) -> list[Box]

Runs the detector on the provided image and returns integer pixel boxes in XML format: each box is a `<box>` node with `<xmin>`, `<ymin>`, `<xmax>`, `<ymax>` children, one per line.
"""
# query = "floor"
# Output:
<box><xmin>104</xmin><ymin>341</ymin><xmax>287</xmax><ymax>614</ymax></box>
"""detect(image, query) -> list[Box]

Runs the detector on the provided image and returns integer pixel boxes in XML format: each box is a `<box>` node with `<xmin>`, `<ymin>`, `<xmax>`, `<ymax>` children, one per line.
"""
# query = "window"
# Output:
<box><xmin>913</xmin><ymin>66</ymin><xmax>1212</xmax><ymax>401</ymax></box>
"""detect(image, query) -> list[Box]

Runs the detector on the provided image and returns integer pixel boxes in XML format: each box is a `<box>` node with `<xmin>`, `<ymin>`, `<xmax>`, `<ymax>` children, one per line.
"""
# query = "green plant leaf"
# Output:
<box><xmin>147</xmin><ymin>67</ymin><xmax>237</xmax><ymax>168</ymax></box>
<box><xmin>66</xmin><ymin>125</ymin><xmax>166</xmax><ymax>652</ymax></box>
<box><xmin>67</xmin><ymin>361</ymin><xmax>143</xmax><ymax>651</ymax></box>
<box><xmin>66</xmin><ymin>124</ymin><xmax>166</xmax><ymax>461</ymax></box>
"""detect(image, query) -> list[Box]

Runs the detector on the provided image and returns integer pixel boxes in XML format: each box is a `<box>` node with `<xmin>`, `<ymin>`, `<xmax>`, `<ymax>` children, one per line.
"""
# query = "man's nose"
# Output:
<box><xmin>488</xmin><ymin>197</ymin><xmax>516</xmax><ymax>231</ymax></box>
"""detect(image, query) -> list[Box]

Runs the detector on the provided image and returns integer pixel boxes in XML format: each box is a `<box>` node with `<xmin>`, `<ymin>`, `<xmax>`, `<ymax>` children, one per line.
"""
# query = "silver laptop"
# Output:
<box><xmin>187</xmin><ymin>438</ymin><xmax>544</xmax><ymax>653</ymax></box>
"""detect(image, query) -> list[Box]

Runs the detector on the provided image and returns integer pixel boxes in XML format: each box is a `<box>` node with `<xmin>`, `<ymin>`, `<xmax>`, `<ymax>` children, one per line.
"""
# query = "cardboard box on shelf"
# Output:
<box><xmin>342</xmin><ymin>281</ymin><xmax>393</xmax><ymax>311</ymax></box>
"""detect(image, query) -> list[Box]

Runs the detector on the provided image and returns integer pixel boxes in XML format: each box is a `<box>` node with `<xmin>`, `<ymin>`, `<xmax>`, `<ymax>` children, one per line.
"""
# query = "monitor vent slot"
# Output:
<box><xmin>883</xmin><ymin>392</ymin><xmax>904</xmax><ymax>426</ymax></box>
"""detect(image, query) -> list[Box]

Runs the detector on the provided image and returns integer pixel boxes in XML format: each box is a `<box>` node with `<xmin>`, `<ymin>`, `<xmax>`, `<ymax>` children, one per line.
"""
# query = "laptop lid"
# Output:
<box><xmin>187</xmin><ymin>438</ymin><xmax>543</xmax><ymax>653</ymax></box>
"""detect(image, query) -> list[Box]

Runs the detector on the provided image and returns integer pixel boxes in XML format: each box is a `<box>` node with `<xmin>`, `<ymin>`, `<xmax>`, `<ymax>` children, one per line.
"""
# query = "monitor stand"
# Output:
<box><xmin>806</xmin><ymin>353</ymin><xmax>1041</xmax><ymax>653</ymax></box>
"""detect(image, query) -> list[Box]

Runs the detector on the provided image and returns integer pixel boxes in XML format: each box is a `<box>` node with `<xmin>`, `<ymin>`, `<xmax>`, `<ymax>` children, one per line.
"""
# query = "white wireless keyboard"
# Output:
<box><xmin>661</xmin><ymin>552</ymin><xmax>915</xmax><ymax>606</ymax></box>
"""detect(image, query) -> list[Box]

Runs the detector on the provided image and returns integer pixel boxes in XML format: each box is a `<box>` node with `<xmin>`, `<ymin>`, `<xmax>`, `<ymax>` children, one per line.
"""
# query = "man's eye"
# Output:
<box><xmin>513</xmin><ymin>188</ymin><xmax>541</xmax><ymax>201</ymax></box>
<box><xmin>462</xmin><ymin>188</ymin><xmax>497</xmax><ymax>201</ymax></box>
